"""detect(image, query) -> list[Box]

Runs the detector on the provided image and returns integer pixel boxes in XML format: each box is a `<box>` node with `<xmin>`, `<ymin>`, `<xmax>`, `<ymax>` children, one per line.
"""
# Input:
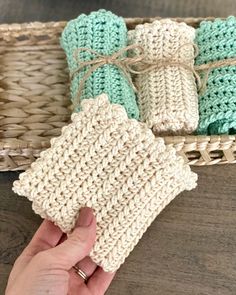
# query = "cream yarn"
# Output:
<box><xmin>128</xmin><ymin>19</ymin><xmax>199</xmax><ymax>135</ymax></box>
<box><xmin>13</xmin><ymin>94</ymin><xmax>197</xmax><ymax>272</ymax></box>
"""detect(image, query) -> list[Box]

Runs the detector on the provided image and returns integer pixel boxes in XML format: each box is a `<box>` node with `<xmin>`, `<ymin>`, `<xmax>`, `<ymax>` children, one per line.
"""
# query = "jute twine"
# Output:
<box><xmin>194</xmin><ymin>58</ymin><xmax>236</xmax><ymax>94</ymax></box>
<box><xmin>70</xmin><ymin>44</ymin><xmax>145</xmax><ymax>108</ymax></box>
<box><xmin>70</xmin><ymin>43</ymin><xmax>236</xmax><ymax>108</ymax></box>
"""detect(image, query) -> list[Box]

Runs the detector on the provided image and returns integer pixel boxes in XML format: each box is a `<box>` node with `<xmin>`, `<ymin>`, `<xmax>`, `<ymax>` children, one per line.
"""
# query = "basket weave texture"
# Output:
<box><xmin>0</xmin><ymin>17</ymin><xmax>235</xmax><ymax>170</ymax></box>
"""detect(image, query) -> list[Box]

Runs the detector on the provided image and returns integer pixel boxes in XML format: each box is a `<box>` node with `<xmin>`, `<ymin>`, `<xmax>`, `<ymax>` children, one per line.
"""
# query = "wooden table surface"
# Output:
<box><xmin>1</xmin><ymin>1</ymin><xmax>236</xmax><ymax>294</ymax></box>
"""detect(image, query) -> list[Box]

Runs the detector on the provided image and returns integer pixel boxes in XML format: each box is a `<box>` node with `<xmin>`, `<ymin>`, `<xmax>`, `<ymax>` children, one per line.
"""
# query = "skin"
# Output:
<box><xmin>5</xmin><ymin>207</ymin><xmax>115</xmax><ymax>295</ymax></box>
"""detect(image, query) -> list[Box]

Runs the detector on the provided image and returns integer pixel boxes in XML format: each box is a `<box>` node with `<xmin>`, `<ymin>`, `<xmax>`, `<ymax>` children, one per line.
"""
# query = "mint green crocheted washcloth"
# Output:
<box><xmin>195</xmin><ymin>16</ymin><xmax>236</xmax><ymax>135</ymax></box>
<box><xmin>60</xmin><ymin>9</ymin><xmax>139</xmax><ymax>119</ymax></box>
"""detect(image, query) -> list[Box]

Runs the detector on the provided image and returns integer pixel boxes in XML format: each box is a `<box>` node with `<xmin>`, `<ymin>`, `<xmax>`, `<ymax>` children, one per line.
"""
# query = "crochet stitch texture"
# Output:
<box><xmin>61</xmin><ymin>9</ymin><xmax>139</xmax><ymax>119</ymax></box>
<box><xmin>195</xmin><ymin>16</ymin><xmax>236</xmax><ymax>134</ymax></box>
<box><xmin>13</xmin><ymin>94</ymin><xmax>197</xmax><ymax>272</ymax></box>
<box><xmin>128</xmin><ymin>19</ymin><xmax>199</xmax><ymax>135</ymax></box>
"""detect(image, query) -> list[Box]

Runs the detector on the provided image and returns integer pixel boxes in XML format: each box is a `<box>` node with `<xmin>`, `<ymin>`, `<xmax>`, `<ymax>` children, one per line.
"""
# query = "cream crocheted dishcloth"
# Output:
<box><xmin>128</xmin><ymin>19</ymin><xmax>199</xmax><ymax>135</ymax></box>
<box><xmin>13</xmin><ymin>94</ymin><xmax>197</xmax><ymax>272</ymax></box>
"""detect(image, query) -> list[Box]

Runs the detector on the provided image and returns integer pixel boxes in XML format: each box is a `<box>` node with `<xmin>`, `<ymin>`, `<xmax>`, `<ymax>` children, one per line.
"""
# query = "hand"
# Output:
<box><xmin>5</xmin><ymin>207</ymin><xmax>115</xmax><ymax>295</ymax></box>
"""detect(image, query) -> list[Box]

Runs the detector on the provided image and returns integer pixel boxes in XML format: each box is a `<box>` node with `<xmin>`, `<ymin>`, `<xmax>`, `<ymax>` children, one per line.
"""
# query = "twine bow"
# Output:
<box><xmin>130</xmin><ymin>43</ymin><xmax>202</xmax><ymax>91</ymax></box>
<box><xmin>70</xmin><ymin>44</ymin><xmax>145</xmax><ymax>108</ymax></box>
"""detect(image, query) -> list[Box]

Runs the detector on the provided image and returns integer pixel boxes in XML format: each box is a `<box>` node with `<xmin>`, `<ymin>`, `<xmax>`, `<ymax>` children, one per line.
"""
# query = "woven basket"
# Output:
<box><xmin>0</xmin><ymin>17</ymin><xmax>235</xmax><ymax>171</ymax></box>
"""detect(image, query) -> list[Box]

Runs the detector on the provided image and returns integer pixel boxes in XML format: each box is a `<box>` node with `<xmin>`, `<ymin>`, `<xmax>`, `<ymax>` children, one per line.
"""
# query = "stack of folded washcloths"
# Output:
<box><xmin>128</xmin><ymin>19</ymin><xmax>199</xmax><ymax>135</ymax></box>
<box><xmin>195</xmin><ymin>16</ymin><xmax>236</xmax><ymax>135</ymax></box>
<box><xmin>12</xmin><ymin>10</ymin><xmax>198</xmax><ymax>273</ymax></box>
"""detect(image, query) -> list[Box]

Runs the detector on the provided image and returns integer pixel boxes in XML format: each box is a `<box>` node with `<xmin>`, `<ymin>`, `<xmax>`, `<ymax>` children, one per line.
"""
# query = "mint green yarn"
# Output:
<box><xmin>195</xmin><ymin>16</ymin><xmax>236</xmax><ymax>135</ymax></box>
<box><xmin>60</xmin><ymin>9</ymin><xmax>139</xmax><ymax>119</ymax></box>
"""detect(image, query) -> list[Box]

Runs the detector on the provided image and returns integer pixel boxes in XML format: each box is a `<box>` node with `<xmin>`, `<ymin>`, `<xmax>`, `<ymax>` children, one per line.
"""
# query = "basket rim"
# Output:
<box><xmin>0</xmin><ymin>134</ymin><xmax>235</xmax><ymax>150</ymax></box>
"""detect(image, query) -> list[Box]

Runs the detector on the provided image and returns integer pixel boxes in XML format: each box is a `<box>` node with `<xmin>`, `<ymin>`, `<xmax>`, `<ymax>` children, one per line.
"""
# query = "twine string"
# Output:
<box><xmin>125</xmin><ymin>43</ymin><xmax>236</xmax><ymax>94</ymax></box>
<box><xmin>71</xmin><ymin>44</ymin><xmax>145</xmax><ymax>108</ymax></box>
<box><xmin>195</xmin><ymin>58</ymin><xmax>236</xmax><ymax>94</ymax></box>
<box><xmin>130</xmin><ymin>43</ymin><xmax>202</xmax><ymax>90</ymax></box>
<box><xmin>71</xmin><ymin>42</ymin><xmax>236</xmax><ymax>108</ymax></box>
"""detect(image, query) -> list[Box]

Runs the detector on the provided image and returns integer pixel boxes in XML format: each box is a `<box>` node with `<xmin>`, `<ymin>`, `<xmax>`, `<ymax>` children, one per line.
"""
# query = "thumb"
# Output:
<box><xmin>47</xmin><ymin>207</ymin><xmax>96</xmax><ymax>269</ymax></box>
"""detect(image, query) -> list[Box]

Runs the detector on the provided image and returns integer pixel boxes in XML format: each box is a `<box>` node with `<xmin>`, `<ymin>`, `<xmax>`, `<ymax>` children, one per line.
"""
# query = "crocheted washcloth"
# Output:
<box><xmin>13</xmin><ymin>94</ymin><xmax>197</xmax><ymax>272</ymax></box>
<box><xmin>128</xmin><ymin>19</ymin><xmax>199</xmax><ymax>135</ymax></box>
<box><xmin>60</xmin><ymin>9</ymin><xmax>139</xmax><ymax>119</ymax></box>
<box><xmin>195</xmin><ymin>16</ymin><xmax>236</xmax><ymax>134</ymax></box>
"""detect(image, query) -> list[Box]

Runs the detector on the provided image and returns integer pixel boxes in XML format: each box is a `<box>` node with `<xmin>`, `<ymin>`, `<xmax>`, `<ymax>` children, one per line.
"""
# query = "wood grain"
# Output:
<box><xmin>1</xmin><ymin>0</ymin><xmax>236</xmax><ymax>294</ymax></box>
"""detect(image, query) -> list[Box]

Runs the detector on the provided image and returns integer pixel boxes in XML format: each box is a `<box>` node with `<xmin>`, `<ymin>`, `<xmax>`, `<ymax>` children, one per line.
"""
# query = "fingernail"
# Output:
<box><xmin>76</xmin><ymin>207</ymin><xmax>94</xmax><ymax>227</ymax></box>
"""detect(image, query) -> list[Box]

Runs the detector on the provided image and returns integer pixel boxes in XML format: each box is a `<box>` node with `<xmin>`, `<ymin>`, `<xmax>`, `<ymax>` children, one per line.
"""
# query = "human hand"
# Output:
<box><xmin>5</xmin><ymin>207</ymin><xmax>115</xmax><ymax>295</ymax></box>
